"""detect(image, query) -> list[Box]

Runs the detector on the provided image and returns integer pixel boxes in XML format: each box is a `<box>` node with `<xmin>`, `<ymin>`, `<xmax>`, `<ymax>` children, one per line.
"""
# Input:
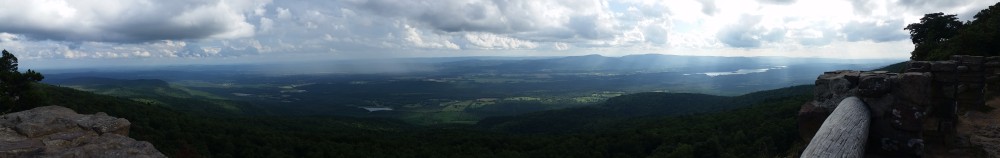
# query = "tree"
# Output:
<box><xmin>950</xmin><ymin>2</ymin><xmax>1000</xmax><ymax>57</ymax></box>
<box><xmin>0</xmin><ymin>50</ymin><xmax>44</xmax><ymax>113</ymax></box>
<box><xmin>904</xmin><ymin>13</ymin><xmax>964</xmax><ymax>60</ymax></box>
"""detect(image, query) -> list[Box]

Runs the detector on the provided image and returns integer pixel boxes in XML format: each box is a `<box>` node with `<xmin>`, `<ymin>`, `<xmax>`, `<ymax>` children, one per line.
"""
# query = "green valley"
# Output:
<box><xmin>33</xmin><ymin>82</ymin><xmax>812</xmax><ymax>157</ymax></box>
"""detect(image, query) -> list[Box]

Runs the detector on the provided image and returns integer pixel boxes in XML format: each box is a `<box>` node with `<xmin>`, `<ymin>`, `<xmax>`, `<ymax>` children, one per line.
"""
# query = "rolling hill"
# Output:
<box><xmin>45</xmin><ymin>77</ymin><xmax>268</xmax><ymax>115</ymax></box>
<box><xmin>476</xmin><ymin>85</ymin><xmax>813</xmax><ymax>133</ymax></box>
<box><xmin>20</xmin><ymin>81</ymin><xmax>813</xmax><ymax>157</ymax></box>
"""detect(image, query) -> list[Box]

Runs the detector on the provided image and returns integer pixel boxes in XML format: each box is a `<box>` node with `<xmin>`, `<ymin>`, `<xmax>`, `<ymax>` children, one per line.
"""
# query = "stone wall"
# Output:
<box><xmin>0</xmin><ymin>106</ymin><xmax>166</xmax><ymax>157</ymax></box>
<box><xmin>799</xmin><ymin>55</ymin><xmax>1000</xmax><ymax>157</ymax></box>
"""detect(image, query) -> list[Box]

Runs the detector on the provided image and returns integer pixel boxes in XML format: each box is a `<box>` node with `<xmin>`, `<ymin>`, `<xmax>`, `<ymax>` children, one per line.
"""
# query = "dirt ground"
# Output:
<box><xmin>953</xmin><ymin>97</ymin><xmax>1000</xmax><ymax>157</ymax></box>
<box><xmin>924</xmin><ymin>96</ymin><xmax>999</xmax><ymax>158</ymax></box>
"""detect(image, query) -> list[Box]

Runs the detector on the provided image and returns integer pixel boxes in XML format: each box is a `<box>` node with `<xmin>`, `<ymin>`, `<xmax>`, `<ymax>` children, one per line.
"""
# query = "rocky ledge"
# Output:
<box><xmin>0</xmin><ymin>106</ymin><xmax>165</xmax><ymax>157</ymax></box>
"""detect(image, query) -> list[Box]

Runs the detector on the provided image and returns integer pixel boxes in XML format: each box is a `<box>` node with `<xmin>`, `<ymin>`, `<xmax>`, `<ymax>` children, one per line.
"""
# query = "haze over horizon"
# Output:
<box><xmin>1</xmin><ymin>0</ymin><xmax>997</xmax><ymax>69</ymax></box>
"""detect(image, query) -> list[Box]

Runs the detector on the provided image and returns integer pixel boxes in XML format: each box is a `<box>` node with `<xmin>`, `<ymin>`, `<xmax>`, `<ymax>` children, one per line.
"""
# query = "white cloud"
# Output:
<box><xmin>0</xmin><ymin>32</ymin><xmax>19</xmax><ymax>42</ymax></box>
<box><xmin>716</xmin><ymin>14</ymin><xmax>767</xmax><ymax>48</ymax></box>
<box><xmin>398</xmin><ymin>24</ymin><xmax>460</xmax><ymax>49</ymax></box>
<box><xmin>463</xmin><ymin>32</ymin><xmax>538</xmax><ymax>49</ymax></box>
<box><xmin>0</xmin><ymin>0</ymin><xmax>266</xmax><ymax>42</ymax></box>
<box><xmin>259</xmin><ymin>17</ymin><xmax>275</xmax><ymax>33</ymax></box>
<box><xmin>276</xmin><ymin>7</ymin><xmax>292</xmax><ymax>19</ymax></box>
<box><xmin>842</xmin><ymin>19</ymin><xmax>909</xmax><ymax>42</ymax></box>
<box><xmin>1</xmin><ymin>0</ymin><xmax>997</xmax><ymax>64</ymax></box>
<box><xmin>554</xmin><ymin>42</ymin><xmax>571</xmax><ymax>50</ymax></box>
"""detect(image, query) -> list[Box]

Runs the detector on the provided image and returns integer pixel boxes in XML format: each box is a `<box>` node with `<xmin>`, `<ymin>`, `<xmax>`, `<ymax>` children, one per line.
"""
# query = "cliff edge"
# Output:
<box><xmin>799</xmin><ymin>55</ymin><xmax>1000</xmax><ymax>157</ymax></box>
<box><xmin>0</xmin><ymin>106</ymin><xmax>165</xmax><ymax>157</ymax></box>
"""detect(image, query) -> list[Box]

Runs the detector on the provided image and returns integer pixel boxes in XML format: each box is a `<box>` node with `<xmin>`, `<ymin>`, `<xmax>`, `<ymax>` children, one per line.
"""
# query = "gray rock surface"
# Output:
<box><xmin>802</xmin><ymin>55</ymin><xmax>1000</xmax><ymax>157</ymax></box>
<box><xmin>0</xmin><ymin>106</ymin><xmax>165</xmax><ymax>158</ymax></box>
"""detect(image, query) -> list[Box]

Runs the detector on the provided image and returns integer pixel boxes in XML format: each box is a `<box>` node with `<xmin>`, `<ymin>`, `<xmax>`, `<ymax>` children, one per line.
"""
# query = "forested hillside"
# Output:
<box><xmin>905</xmin><ymin>2</ymin><xmax>1000</xmax><ymax>60</ymax></box>
<box><xmin>31</xmin><ymin>83</ymin><xmax>810</xmax><ymax>157</ymax></box>
<box><xmin>45</xmin><ymin>77</ymin><xmax>269</xmax><ymax>115</ymax></box>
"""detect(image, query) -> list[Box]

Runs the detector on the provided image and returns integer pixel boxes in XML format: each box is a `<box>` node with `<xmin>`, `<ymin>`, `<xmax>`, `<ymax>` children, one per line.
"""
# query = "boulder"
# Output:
<box><xmin>968</xmin><ymin>65</ymin><xmax>984</xmax><ymax>72</ymax></box>
<box><xmin>47</xmin><ymin>134</ymin><xmax>162</xmax><ymax>158</ymax></box>
<box><xmin>931</xmin><ymin>61</ymin><xmax>956</xmax><ymax>72</ymax></box>
<box><xmin>908</xmin><ymin>61</ymin><xmax>932</xmax><ymax>72</ymax></box>
<box><xmin>0</xmin><ymin>106</ymin><xmax>165</xmax><ymax>158</ymax></box>
<box><xmin>858</xmin><ymin>73</ymin><xmax>891</xmax><ymax>97</ymax></box>
<box><xmin>987</xmin><ymin>76</ymin><xmax>999</xmax><ymax>83</ymax></box>
<box><xmin>798</xmin><ymin>102</ymin><xmax>829</xmax><ymax>142</ymax></box>
<box><xmin>890</xmin><ymin>102</ymin><xmax>925</xmax><ymax>132</ymax></box>
<box><xmin>802</xmin><ymin>70</ymin><xmax>862</xmax><ymax>143</ymax></box>
<box><xmin>862</xmin><ymin>94</ymin><xmax>895</xmax><ymax>119</ymax></box>
<box><xmin>867</xmin><ymin>116</ymin><xmax>924</xmax><ymax>157</ymax></box>
<box><xmin>893</xmin><ymin>72</ymin><xmax>933</xmax><ymax>107</ymax></box>
<box><xmin>958</xmin><ymin>66</ymin><xmax>969</xmax><ymax>72</ymax></box>
<box><xmin>940</xmin><ymin>83</ymin><xmax>958</xmax><ymax>99</ymax></box>
<box><xmin>803</xmin><ymin>56</ymin><xmax>999</xmax><ymax>157</ymax></box>
<box><xmin>985</xmin><ymin>61</ymin><xmax>1000</xmax><ymax>67</ymax></box>
<box><xmin>958</xmin><ymin>75</ymin><xmax>985</xmax><ymax>82</ymax></box>
<box><xmin>960</xmin><ymin>56</ymin><xmax>985</xmax><ymax>65</ymax></box>
<box><xmin>988</xmin><ymin>56</ymin><xmax>1000</xmax><ymax>62</ymax></box>
<box><xmin>934</xmin><ymin>72</ymin><xmax>956</xmax><ymax>82</ymax></box>
<box><xmin>814</xmin><ymin>70</ymin><xmax>859</xmax><ymax>110</ymax></box>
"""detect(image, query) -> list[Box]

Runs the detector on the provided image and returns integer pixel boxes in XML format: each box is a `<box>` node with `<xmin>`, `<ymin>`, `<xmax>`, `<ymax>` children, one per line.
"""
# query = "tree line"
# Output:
<box><xmin>905</xmin><ymin>2</ymin><xmax>1000</xmax><ymax>60</ymax></box>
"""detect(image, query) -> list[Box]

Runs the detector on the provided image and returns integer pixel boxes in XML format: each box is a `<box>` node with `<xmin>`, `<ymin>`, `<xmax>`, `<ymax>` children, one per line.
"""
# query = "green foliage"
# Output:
<box><xmin>905</xmin><ymin>13</ymin><xmax>963</xmax><ymax>61</ymax></box>
<box><xmin>950</xmin><ymin>2</ymin><xmax>1000</xmax><ymax>57</ymax></box>
<box><xmin>0</xmin><ymin>50</ymin><xmax>45</xmax><ymax>113</ymax></box>
<box><xmin>906</xmin><ymin>2</ymin><xmax>1000</xmax><ymax>60</ymax></box>
<box><xmin>37</xmin><ymin>84</ymin><xmax>412</xmax><ymax>157</ymax></box>
<box><xmin>658</xmin><ymin>143</ymin><xmax>694</xmax><ymax>158</ymax></box>
<box><xmin>477</xmin><ymin>85</ymin><xmax>813</xmax><ymax>134</ymax></box>
<box><xmin>55</xmin><ymin>77</ymin><xmax>268</xmax><ymax>116</ymax></box>
<box><xmin>32</xmin><ymin>83</ymin><xmax>812</xmax><ymax>157</ymax></box>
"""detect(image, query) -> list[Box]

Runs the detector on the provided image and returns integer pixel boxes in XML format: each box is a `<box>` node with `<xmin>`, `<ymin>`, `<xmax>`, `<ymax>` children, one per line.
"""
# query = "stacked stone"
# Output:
<box><xmin>989</xmin><ymin>56</ymin><xmax>1000</xmax><ymax>86</ymax></box>
<box><xmin>906</xmin><ymin>59</ymin><xmax>957</xmax><ymax>134</ymax></box>
<box><xmin>801</xmin><ymin>70</ymin><xmax>930</xmax><ymax>156</ymax></box>
<box><xmin>798</xmin><ymin>70</ymin><xmax>859</xmax><ymax>142</ymax></box>
<box><xmin>988</xmin><ymin>56</ymin><xmax>1000</xmax><ymax>95</ymax></box>
<box><xmin>952</xmin><ymin>55</ymin><xmax>988</xmax><ymax>113</ymax></box>
<box><xmin>800</xmin><ymin>70</ymin><xmax>860</xmax><ymax>141</ymax></box>
<box><xmin>906</xmin><ymin>56</ymin><xmax>1000</xmax><ymax>132</ymax></box>
<box><xmin>800</xmin><ymin>55</ymin><xmax>998</xmax><ymax>156</ymax></box>
<box><xmin>865</xmin><ymin>71</ymin><xmax>929</xmax><ymax>157</ymax></box>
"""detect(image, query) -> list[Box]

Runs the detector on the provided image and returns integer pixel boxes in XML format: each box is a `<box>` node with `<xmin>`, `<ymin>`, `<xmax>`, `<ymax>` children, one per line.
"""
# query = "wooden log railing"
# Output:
<box><xmin>802</xmin><ymin>97</ymin><xmax>870</xmax><ymax>157</ymax></box>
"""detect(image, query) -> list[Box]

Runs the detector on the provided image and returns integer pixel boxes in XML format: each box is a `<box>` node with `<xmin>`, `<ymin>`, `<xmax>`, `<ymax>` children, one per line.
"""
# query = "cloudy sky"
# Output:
<box><xmin>0</xmin><ymin>0</ymin><xmax>997</xmax><ymax>68</ymax></box>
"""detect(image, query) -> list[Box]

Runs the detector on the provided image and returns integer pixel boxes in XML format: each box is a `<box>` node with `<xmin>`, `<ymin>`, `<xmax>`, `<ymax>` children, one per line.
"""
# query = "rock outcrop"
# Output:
<box><xmin>799</xmin><ymin>55</ymin><xmax>1000</xmax><ymax>157</ymax></box>
<box><xmin>0</xmin><ymin>106</ymin><xmax>165</xmax><ymax>157</ymax></box>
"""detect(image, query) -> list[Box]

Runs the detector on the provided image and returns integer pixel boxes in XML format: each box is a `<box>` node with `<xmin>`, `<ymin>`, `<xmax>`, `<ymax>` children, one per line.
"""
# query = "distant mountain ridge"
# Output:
<box><xmin>45</xmin><ymin>77</ymin><xmax>267</xmax><ymax>115</ymax></box>
<box><xmin>440</xmin><ymin>54</ymin><xmax>899</xmax><ymax>74</ymax></box>
<box><xmin>46</xmin><ymin>77</ymin><xmax>170</xmax><ymax>87</ymax></box>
